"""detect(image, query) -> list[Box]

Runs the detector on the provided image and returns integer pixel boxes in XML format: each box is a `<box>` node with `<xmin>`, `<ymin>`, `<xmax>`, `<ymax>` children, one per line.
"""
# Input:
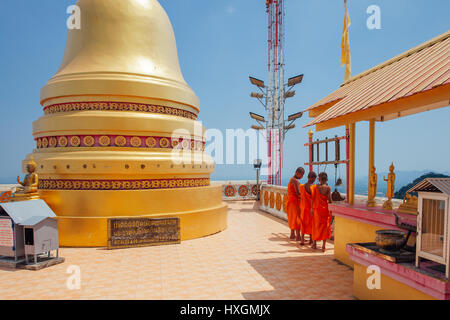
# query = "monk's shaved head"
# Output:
<box><xmin>318</xmin><ymin>172</ymin><xmax>328</xmax><ymax>182</ymax></box>
<box><xmin>294</xmin><ymin>167</ymin><xmax>305</xmax><ymax>179</ymax></box>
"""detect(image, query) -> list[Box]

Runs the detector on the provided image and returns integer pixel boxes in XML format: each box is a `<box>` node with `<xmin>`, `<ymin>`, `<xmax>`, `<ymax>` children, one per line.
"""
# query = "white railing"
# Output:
<box><xmin>259</xmin><ymin>184</ymin><xmax>288</xmax><ymax>221</ymax></box>
<box><xmin>215</xmin><ymin>180</ymin><xmax>259</xmax><ymax>201</ymax></box>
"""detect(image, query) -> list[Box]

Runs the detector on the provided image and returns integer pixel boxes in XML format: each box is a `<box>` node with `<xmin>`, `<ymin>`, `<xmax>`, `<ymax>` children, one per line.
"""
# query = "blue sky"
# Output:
<box><xmin>0</xmin><ymin>0</ymin><xmax>449</xmax><ymax>184</ymax></box>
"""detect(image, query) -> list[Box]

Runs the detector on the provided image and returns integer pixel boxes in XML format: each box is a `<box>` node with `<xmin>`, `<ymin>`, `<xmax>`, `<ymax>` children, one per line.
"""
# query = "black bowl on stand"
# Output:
<box><xmin>375</xmin><ymin>230</ymin><xmax>407</xmax><ymax>255</ymax></box>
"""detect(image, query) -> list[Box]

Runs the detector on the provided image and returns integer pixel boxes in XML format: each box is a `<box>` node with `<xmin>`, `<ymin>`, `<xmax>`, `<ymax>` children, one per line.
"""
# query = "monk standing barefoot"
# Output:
<box><xmin>311</xmin><ymin>172</ymin><xmax>332</xmax><ymax>252</ymax></box>
<box><xmin>299</xmin><ymin>171</ymin><xmax>317</xmax><ymax>246</ymax></box>
<box><xmin>287</xmin><ymin>167</ymin><xmax>304</xmax><ymax>241</ymax></box>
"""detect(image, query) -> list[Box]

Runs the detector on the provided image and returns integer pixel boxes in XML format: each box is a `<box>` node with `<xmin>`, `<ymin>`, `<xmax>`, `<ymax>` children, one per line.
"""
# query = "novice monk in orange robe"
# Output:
<box><xmin>299</xmin><ymin>171</ymin><xmax>317</xmax><ymax>246</ymax></box>
<box><xmin>287</xmin><ymin>167</ymin><xmax>305</xmax><ymax>241</ymax></box>
<box><xmin>312</xmin><ymin>172</ymin><xmax>332</xmax><ymax>252</ymax></box>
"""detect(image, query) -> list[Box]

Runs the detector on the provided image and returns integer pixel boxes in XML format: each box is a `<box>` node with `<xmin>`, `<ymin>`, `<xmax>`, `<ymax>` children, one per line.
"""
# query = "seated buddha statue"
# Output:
<box><xmin>397</xmin><ymin>193</ymin><xmax>418</xmax><ymax>215</ymax></box>
<box><xmin>13</xmin><ymin>156</ymin><xmax>40</xmax><ymax>202</ymax></box>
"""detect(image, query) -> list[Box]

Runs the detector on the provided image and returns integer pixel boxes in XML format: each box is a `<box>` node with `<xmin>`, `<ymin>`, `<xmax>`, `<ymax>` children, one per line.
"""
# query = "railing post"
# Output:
<box><xmin>346</xmin><ymin>125</ymin><xmax>350</xmax><ymax>203</ymax></box>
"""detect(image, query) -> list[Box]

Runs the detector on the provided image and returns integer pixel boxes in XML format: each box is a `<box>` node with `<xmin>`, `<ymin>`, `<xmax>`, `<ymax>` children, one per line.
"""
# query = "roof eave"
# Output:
<box><xmin>305</xmin><ymin>83</ymin><xmax>450</xmax><ymax>131</ymax></box>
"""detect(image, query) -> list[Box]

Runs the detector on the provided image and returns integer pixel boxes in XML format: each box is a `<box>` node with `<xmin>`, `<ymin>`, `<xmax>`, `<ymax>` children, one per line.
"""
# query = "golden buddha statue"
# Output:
<box><xmin>397</xmin><ymin>193</ymin><xmax>418</xmax><ymax>215</ymax></box>
<box><xmin>25</xmin><ymin>0</ymin><xmax>227</xmax><ymax>246</ymax></box>
<box><xmin>382</xmin><ymin>163</ymin><xmax>396</xmax><ymax>210</ymax></box>
<box><xmin>366</xmin><ymin>166</ymin><xmax>377</xmax><ymax>207</ymax></box>
<box><xmin>13</xmin><ymin>157</ymin><xmax>40</xmax><ymax>202</ymax></box>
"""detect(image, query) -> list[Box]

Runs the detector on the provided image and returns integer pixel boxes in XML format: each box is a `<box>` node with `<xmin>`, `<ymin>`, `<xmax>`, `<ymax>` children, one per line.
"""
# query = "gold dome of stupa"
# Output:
<box><xmin>41</xmin><ymin>0</ymin><xmax>199</xmax><ymax>108</ymax></box>
<box><xmin>28</xmin><ymin>0</ymin><xmax>227</xmax><ymax>246</ymax></box>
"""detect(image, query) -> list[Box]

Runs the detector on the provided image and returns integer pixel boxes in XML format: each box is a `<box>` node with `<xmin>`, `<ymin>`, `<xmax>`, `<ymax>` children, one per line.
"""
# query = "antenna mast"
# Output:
<box><xmin>267</xmin><ymin>0</ymin><xmax>285</xmax><ymax>185</ymax></box>
<box><xmin>249</xmin><ymin>0</ymin><xmax>303</xmax><ymax>185</ymax></box>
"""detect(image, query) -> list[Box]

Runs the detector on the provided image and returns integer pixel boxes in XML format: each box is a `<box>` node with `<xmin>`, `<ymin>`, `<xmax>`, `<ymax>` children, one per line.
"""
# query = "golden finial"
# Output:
<box><xmin>389</xmin><ymin>162</ymin><xmax>395</xmax><ymax>172</ymax></box>
<box><xmin>27</xmin><ymin>156</ymin><xmax>37</xmax><ymax>172</ymax></box>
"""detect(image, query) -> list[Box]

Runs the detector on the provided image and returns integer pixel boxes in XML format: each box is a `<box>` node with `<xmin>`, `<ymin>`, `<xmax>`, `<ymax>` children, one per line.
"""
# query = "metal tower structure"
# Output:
<box><xmin>249</xmin><ymin>0</ymin><xmax>304</xmax><ymax>185</ymax></box>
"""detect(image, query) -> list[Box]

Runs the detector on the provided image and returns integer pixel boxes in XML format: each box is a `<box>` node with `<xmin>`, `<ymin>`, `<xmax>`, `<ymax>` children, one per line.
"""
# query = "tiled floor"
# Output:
<box><xmin>0</xmin><ymin>201</ymin><xmax>354</xmax><ymax>300</ymax></box>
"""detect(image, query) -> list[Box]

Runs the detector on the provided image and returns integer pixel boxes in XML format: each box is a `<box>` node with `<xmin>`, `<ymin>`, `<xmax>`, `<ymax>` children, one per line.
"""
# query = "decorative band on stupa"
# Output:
<box><xmin>35</xmin><ymin>135</ymin><xmax>206</xmax><ymax>150</ymax></box>
<box><xmin>44</xmin><ymin>101</ymin><xmax>198</xmax><ymax>120</ymax></box>
<box><xmin>38</xmin><ymin>177</ymin><xmax>210</xmax><ymax>191</ymax></box>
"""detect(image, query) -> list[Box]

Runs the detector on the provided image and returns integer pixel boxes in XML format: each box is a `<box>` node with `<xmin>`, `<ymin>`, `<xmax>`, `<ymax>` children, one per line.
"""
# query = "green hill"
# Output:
<box><xmin>395</xmin><ymin>172</ymin><xmax>450</xmax><ymax>200</ymax></box>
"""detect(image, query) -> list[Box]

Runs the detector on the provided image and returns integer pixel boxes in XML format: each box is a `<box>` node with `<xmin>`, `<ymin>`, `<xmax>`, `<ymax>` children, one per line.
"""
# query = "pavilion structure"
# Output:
<box><xmin>304</xmin><ymin>31</ymin><xmax>450</xmax><ymax>300</ymax></box>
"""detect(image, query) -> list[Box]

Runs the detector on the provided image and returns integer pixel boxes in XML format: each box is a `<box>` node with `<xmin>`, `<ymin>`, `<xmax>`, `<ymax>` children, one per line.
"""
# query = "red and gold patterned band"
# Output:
<box><xmin>38</xmin><ymin>178</ymin><xmax>210</xmax><ymax>191</ymax></box>
<box><xmin>36</xmin><ymin>135</ymin><xmax>206</xmax><ymax>151</ymax></box>
<box><xmin>43</xmin><ymin>101</ymin><xmax>198</xmax><ymax>120</ymax></box>
<box><xmin>0</xmin><ymin>191</ymin><xmax>12</xmax><ymax>203</ymax></box>
<box><xmin>223</xmin><ymin>185</ymin><xmax>258</xmax><ymax>198</ymax></box>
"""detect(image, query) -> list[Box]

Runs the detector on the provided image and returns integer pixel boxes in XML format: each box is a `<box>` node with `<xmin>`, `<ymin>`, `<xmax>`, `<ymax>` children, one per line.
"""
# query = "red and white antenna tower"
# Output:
<box><xmin>249</xmin><ymin>0</ymin><xmax>304</xmax><ymax>185</ymax></box>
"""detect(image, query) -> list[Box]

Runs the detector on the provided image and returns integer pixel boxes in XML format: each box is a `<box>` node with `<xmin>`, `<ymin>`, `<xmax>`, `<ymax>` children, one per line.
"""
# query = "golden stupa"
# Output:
<box><xmin>26</xmin><ymin>0</ymin><xmax>227</xmax><ymax>246</ymax></box>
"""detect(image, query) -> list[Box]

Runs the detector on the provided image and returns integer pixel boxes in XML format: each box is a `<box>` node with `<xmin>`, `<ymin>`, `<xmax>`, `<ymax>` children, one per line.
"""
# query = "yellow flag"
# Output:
<box><xmin>341</xmin><ymin>0</ymin><xmax>351</xmax><ymax>81</ymax></box>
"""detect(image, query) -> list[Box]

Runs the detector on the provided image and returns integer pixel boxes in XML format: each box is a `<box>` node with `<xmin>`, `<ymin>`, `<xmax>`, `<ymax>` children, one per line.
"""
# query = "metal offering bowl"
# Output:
<box><xmin>375</xmin><ymin>230</ymin><xmax>407</xmax><ymax>254</ymax></box>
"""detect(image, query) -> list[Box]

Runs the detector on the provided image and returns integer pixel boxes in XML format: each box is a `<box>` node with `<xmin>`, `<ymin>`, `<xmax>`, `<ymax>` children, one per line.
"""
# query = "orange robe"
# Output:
<box><xmin>299</xmin><ymin>184</ymin><xmax>313</xmax><ymax>235</ymax></box>
<box><xmin>312</xmin><ymin>186</ymin><xmax>331</xmax><ymax>241</ymax></box>
<box><xmin>286</xmin><ymin>178</ymin><xmax>301</xmax><ymax>230</ymax></box>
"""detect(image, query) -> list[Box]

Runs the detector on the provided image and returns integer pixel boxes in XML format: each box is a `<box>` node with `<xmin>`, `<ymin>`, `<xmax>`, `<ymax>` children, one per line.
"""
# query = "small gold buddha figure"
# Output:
<box><xmin>397</xmin><ymin>193</ymin><xmax>419</xmax><ymax>215</ymax></box>
<box><xmin>382</xmin><ymin>163</ymin><xmax>396</xmax><ymax>210</ymax></box>
<box><xmin>12</xmin><ymin>156</ymin><xmax>40</xmax><ymax>202</ymax></box>
<box><xmin>366</xmin><ymin>166</ymin><xmax>378</xmax><ymax>207</ymax></box>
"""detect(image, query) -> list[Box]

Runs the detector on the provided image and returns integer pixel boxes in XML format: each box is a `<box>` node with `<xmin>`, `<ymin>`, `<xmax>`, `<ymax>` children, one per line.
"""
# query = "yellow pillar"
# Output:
<box><xmin>366</xmin><ymin>119</ymin><xmax>377</xmax><ymax>207</ymax></box>
<box><xmin>369</xmin><ymin>118</ymin><xmax>375</xmax><ymax>193</ymax></box>
<box><xmin>348</xmin><ymin>123</ymin><xmax>356</xmax><ymax>204</ymax></box>
<box><xmin>369</xmin><ymin>119</ymin><xmax>375</xmax><ymax>173</ymax></box>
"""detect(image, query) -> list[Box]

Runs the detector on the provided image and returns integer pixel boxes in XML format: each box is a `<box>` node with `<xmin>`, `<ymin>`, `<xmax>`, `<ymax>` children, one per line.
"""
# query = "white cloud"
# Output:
<box><xmin>226</xmin><ymin>6</ymin><xmax>235</xmax><ymax>14</ymax></box>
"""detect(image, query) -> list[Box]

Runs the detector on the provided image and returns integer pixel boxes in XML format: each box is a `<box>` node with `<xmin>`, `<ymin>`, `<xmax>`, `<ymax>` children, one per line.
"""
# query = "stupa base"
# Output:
<box><xmin>56</xmin><ymin>204</ymin><xmax>227</xmax><ymax>247</ymax></box>
<box><xmin>39</xmin><ymin>184</ymin><xmax>228</xmax><ymax>247</ymax></box>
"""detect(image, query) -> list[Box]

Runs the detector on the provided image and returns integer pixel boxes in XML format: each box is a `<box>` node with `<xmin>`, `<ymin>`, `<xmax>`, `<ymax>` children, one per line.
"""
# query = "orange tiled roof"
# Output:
<box><xmin>305</xmin><ymin>31</ymin><xmax>450</xmax><ymax>127</ymax></box>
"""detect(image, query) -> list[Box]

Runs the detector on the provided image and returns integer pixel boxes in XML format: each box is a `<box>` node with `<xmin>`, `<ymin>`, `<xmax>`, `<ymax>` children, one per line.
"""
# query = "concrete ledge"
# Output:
<box><xmin>0</xmin><ymin>256</ymin><xmax>65</xmax><ymax>271</ymax></box>
<box><xmin>0</xmin><ymin>257</ymin><xmax>26</xmax><ymax>269</ymax></box>
<box><xmin>347</xmin><ymin>243</ymin><xmax>450</xmax><ymax>300</ymax></box>
<box><xmin>330</xmin><ymin>202</ymin><xmax>416</xmax><ymax>230</ymax></box>
<box><xmin>20</xmin><ymin>257</ymin><xmax>65</xmax><ymax>271</ymax></box>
